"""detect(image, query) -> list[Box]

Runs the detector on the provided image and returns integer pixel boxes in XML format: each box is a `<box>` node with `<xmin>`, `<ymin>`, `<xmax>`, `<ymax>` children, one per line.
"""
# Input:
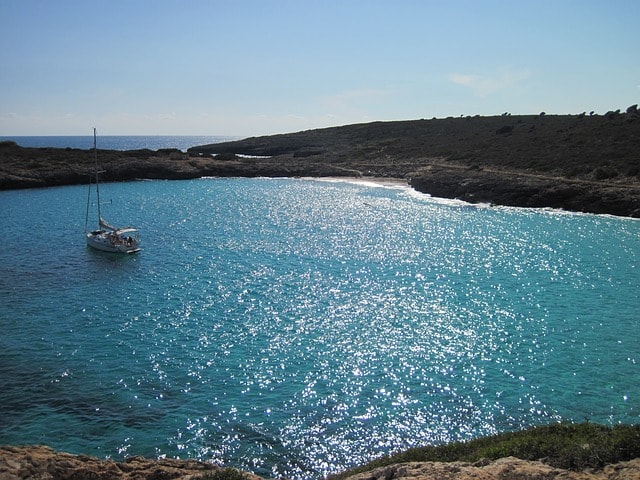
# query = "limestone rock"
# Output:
<box><xmin>0</xmin><ymin>445</ymin><xmax>262</xmax><ymax>480</ymax></box>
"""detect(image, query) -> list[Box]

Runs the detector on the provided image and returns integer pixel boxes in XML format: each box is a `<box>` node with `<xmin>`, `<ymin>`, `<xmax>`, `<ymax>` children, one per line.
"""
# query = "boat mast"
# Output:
<box><xmin>93</xmin><ymin>127</ymin><xmax>102</xmax><ymax>222</ymax></box>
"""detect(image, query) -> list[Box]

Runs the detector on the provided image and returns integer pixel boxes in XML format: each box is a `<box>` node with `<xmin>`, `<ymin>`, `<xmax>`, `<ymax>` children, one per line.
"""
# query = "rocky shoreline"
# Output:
<box><xmin>2</xmin><ymin>445</ymin><xmax>640</xmax><ymax>480</ymax></box>
<box><xmin>1</xmin><ymin>110</ymin><xmax>639</xmax><ymax>217</ymax></box>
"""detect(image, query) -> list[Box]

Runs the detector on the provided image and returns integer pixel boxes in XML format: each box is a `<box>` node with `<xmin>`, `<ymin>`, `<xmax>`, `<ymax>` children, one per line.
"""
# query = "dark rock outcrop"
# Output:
<box><xmin>407</xmin><ymin>162</ymin><xmax>640</xmax><ymax>217</ymax></box>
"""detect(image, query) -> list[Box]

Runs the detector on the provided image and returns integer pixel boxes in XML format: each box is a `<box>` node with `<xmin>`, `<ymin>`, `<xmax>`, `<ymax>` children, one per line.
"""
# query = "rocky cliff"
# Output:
<box><xmin>0</xmin><ymin>445</ymin><xmax>256</xmax><ymax>480</ymax></box>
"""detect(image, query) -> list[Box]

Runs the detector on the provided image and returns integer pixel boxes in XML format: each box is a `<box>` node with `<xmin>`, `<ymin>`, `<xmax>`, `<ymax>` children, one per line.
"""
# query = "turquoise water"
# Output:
<box><xmin>0</xmin><ymin>178</ymin><xmax>638</xmax><ymax>478</ymax></box>
<box><xmin>0</xmin><ymin>135</ymin><xmax>233</xmax><ymax>151</ymax></box>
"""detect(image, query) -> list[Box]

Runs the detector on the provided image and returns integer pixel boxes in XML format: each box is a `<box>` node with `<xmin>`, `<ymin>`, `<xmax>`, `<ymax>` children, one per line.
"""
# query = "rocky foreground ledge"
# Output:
<box><xmin>2</xmin><ymin>109</ymin><xmax>640</xmax><ymax>217</ymax></box>
<box><xmin>1</xmin><ymin>446</ymin><xmax>640</xmax><ymax>480</ymax></box>
<box><xmin>348</xmin><ymin>457</ymin><xmax>640</xmax><ymax>480</ymax></box>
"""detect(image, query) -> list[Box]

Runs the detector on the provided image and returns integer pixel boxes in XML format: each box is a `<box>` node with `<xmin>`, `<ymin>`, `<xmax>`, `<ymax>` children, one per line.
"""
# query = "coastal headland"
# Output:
<box><xmin>2</xmin><ymin>109</ymin><xmax>640</xmax><ymax>217</ymax></box>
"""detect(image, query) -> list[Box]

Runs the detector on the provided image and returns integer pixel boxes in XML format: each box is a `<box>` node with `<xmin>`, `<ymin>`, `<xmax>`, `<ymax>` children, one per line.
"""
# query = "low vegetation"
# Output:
<box><xmin>189</xmin><ymin>109</ymin><xmax>640</xmax><ymax>182</ymax></box>
<box><xmin>328</xmin><ymin>423</ymin><xmax>640</xmax><ymax>479</ymax></box>
<box><xmin>197</xmin><ymin>467</ymin><xmax>250</xmax><ymax>480</ymax></box>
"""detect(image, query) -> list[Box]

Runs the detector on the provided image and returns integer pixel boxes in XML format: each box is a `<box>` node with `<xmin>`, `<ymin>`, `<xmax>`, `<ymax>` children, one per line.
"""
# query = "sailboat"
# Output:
<box><xmin>85</xmin><ymin>128</ymin><xmax>141</xmax><ymax>254</ymax></box>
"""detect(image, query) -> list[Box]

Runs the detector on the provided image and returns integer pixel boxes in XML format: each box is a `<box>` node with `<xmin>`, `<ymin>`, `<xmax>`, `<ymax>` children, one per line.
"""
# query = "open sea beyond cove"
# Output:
<box><xmin>0</xmin><ymin>176</ymin><xmax>638</xmax><ymax>479</ymax></box>
<box><xmin>0</xmin><ymin>135</ymin><xmax>234</xmax><ymax>151</ymax></box>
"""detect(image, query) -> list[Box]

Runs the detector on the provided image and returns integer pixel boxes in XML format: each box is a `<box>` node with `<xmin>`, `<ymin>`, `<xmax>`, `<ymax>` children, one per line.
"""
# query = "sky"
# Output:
<box><xmin>1</xmin><ymin>0</ymin><xmax>639</xmax><ymax>137</ymax></box>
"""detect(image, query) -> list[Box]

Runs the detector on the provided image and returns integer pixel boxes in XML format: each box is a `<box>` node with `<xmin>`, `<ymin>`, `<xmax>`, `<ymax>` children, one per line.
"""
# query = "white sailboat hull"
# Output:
<box><xmin>86</xmin><ymin>230</ymin><xmax>141</xmax><ymax>254</ymax></box>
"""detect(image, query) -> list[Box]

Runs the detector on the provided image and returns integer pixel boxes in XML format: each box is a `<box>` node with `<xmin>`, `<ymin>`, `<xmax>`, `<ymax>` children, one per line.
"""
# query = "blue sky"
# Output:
<box><xmin>1</xmin><ymin>0</ymin><xmax>638</xmax><ymax>136</ymax></box>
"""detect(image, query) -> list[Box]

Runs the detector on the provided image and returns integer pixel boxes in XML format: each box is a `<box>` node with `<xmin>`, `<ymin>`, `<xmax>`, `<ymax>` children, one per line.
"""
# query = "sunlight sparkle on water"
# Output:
<box><xmin>0</xmin><ymin>178</ymin><xmax>638</xmax><ymax>479</ymax></box>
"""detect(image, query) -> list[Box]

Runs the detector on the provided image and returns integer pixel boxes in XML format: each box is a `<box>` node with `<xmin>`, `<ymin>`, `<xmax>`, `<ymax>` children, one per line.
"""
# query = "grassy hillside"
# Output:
<box><xmin>189</xmin><ymin>110</ymin><xmax>640</xmax><ymax>182</ymax></box>
<box><xmin>329</xmin><ymin>423</ymin><xmax>640</xmax><ymax>479</ymax></box>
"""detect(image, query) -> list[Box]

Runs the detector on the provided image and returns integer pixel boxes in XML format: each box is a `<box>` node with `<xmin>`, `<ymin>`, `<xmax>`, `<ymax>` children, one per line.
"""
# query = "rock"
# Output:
<box><xmin>0</xmin><ymin>445</ymin><xmax>262</xmax><ymax>480</ymax></box>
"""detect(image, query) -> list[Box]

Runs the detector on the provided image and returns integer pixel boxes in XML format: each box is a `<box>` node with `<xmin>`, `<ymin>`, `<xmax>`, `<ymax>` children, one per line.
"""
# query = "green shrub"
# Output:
<box><xmin>593</xmin><ymin>166</ymin><xmax>619</xmax><ymax>180</ymax></box>
<box><xmin>328</xmin><ymin>423</ymin><xmax>640</xmax><ymax>480</ymax></box>
<box><xmin>197</xmin><ymin>467</ymin><xmax>249</xmax><ymax>480</ymax></box>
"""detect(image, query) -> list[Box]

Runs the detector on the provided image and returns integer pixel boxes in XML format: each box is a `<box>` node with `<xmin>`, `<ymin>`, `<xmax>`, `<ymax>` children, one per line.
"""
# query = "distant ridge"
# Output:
<box><xmin>189</xmin><ymin>110</ymin><xmax>640</xmax><ymax>182</ymax></box>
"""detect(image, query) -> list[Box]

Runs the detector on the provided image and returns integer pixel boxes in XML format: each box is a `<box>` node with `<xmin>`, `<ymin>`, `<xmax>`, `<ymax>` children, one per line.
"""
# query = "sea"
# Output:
<box><xmin>0</xmin><ymin>136</ymin><xmax>638</xmax><ymax>479</ymax></box>
<box><xmin>0</xmin><ymin>135</ymin><xmax>236</xmax><ymax>151</ymax></box>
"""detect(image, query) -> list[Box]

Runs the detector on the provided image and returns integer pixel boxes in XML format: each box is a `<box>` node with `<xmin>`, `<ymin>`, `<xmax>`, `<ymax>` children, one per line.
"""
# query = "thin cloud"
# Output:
<box><xmin>449</xmin><ymin>69</ymin><xmax>531</xmax><ymax>97</ymax></box>
<box><xmin>321</xmin><ymin>88</ymin><xmax>394</xmax><ymax>111</ymax></box>
<box><xmin>315</xmin><ymin>87</ymin><xmax>396</xmax><ymax>126</ymax></box>
<box><xmin>449</xmin><ymin>74</ymin><xmax>478</xmax><ymax>87</ymax></box>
